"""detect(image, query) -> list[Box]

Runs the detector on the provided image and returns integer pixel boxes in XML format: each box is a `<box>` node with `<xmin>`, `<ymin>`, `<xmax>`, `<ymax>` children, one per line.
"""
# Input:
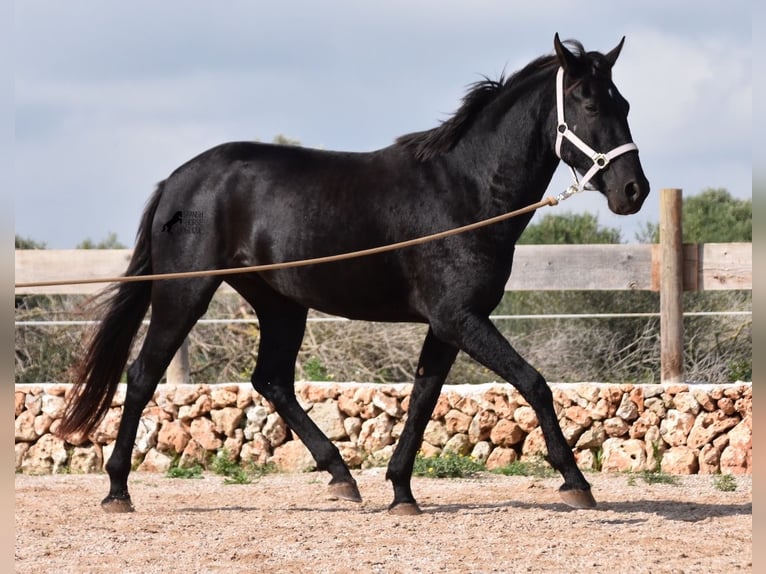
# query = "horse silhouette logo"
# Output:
<box><xmin>161</xmin><ymin>211</ymin><xmax>183</xmax><ymax>233</ymax></box>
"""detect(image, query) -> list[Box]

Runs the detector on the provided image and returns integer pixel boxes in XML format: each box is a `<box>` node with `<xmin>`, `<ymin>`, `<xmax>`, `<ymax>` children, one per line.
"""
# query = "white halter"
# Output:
<box><xmin>554</xmin><ymin>67</ymin><xmax>638</xmax><ymax>201</ymax></box>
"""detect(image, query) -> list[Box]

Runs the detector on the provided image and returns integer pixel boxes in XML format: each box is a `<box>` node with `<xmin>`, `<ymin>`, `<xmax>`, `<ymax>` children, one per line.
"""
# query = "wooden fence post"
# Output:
<box><xmin>660</xmin><ymin>188</ymin><xmax>684</xmax><ymax>384</ymax></box>
<box><xmin>166</xmin><ymin>337</ymin><xmax>190</xmax><ymax>384</ymax></box>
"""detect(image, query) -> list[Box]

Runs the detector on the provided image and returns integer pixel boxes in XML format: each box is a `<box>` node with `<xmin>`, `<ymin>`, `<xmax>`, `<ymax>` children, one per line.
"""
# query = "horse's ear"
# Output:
<box><xmin>554</xmin><ymin>33</ymin><xmax>584</xmax><ymax>76</ymax></box>
<box><xmin>604</xmin><ymin>36</ymin><xmax>626</xmax><ymax>68</ymax></box>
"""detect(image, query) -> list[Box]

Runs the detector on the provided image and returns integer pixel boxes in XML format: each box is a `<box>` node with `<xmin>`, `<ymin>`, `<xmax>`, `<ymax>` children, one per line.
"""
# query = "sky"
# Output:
<box><xmin>14</xmin><ymin>0</ymin><xmax>752</xmax><ymax>248</ymax></box>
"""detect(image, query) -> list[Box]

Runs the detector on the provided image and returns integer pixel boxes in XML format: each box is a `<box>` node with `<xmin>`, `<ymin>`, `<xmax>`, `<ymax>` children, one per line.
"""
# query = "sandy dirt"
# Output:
<box><xmin>15</xmin><ymin>469</ymin><xmax>751</xmax><ymax>574</ymax></box>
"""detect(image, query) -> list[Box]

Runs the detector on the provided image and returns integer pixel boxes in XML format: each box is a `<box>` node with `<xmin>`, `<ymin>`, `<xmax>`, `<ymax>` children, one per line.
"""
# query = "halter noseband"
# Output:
<box><xmin>554</xmin><ymin>67</ymin><xmax>638</xmax><ymax>201</ymax></box>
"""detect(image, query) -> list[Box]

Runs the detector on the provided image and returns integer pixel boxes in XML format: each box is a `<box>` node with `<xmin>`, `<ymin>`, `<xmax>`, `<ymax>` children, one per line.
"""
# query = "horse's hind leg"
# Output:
<box><xmin>102</xmin><ymin>278</ymin><xmax>220</xmax><ymax>512</ymax></box>
<box><xmin>386</xmin><ymin>328</ymin><xmax>458</xmax><ymax>515</ymax></box>
<box><xmin>239</xmin><ymin>285</ymin><xmax>361</xmax><ymax>502</ymax></box>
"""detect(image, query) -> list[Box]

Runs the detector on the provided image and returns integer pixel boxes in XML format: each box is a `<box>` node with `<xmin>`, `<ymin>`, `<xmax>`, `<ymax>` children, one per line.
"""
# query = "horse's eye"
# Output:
<box><xmin>584</xmin><ymin>103</ymin><xmax>599</xmax><ymax>115</ymax></box>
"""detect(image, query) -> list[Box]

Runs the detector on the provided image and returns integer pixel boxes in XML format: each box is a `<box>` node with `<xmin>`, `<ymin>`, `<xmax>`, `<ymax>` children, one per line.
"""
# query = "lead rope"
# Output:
<box><xmin>14</xmin><ymin>195</ymin><xmax>564</xmax><ymax>289</ymax></box>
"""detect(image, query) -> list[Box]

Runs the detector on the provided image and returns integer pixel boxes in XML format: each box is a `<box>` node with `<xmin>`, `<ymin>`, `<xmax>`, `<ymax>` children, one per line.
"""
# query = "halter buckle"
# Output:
<box><xmin>593</xmin><ymin>153</ymin><xmax>609</xmax><ymax>169</ymax></box>
<box><xmin>556</xmin><ymin>184</ymin><xmax>581</xmax><ymax>202</ymax></box>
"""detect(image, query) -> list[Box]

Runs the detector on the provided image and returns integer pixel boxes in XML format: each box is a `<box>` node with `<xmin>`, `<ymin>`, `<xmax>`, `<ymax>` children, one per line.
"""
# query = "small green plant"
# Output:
<box><xmin>648</xmin><ymin>441</ymin><xmax>663</xmax><ymax>472</ymax></box>
<box><xmin>640</xmin><ymin>471</ymin><xmax>679</xmax><ymax>485</ymax></box>
<box><xmin>593</xmin><ymin>448</ymin><xmax>604</xmax><ymax>472</ymax></box>
<box><xmin>166</xmin><ymin>461</ymin><xmax>204</xmax><ymax>479</ymax></box>
<box><xmin>713</xmin><ymin>474</ymin><xmax>737</xmax><ymax>492</ymax></box>
<box><xmin>412</xmin><ymin>452</ymin><xmax>485</xmax><ymax>478</ymax></box>
<box><xmin>727</xmin><ymin>358</ymin><xmax>752</xmax><ymax>382</ymax></box>
<box><xmin>491</xmin><ymin>456</ymin><xmax>555</xmax><ymax>479</ymax></box>
<box><xmin>210</xmin><ymin>451</ymin><xmax>252</xmax><ymax>484</ymax></box>
<box><xmin>303</xmin><ymin>357</ymin><xmax>330</xmax><ymax>381</ymax></box>
<box><xmin>626</xmin><ymin>470</ymin><xmax>679</xmax><ymax>486</ymax></box>
<box><xmin>210</xmin><ymin>450</ymin><xmax>277</xmax><ymax>484</ymax></box>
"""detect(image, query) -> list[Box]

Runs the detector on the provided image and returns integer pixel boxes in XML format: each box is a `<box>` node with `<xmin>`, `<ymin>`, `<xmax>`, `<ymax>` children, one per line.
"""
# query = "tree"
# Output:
<box><xmin>635</xmin><ymin>188</ymin><xmax>751</xmax><ymax>243</ymax></box>
<box><xmin>633</xmin><ymin>222</ymin><xmax>659</xmax><ymax>244</ymax></box>
<box><xmin>76</xmin><ymin>232</ymin><xmax>127</xmax><ymax>249</ymax></box>
<box><xmin>272</xmin><ymin>134</ymin><xmax>301</xmax><ymax>146</ymax></box>
<box><xmin>518</xmin><ymin>211</ymin><xmax>622</xmax><ymax>244</ymax></box>
<box><xmin>15</xmin><ymin>235</ymin><xmax>46</xmax><ymax>249</ymax></box>
<box><xmin>685</xmin><ymin>188</ymin><xmax>751</xmax><ymax>242</ymax></box>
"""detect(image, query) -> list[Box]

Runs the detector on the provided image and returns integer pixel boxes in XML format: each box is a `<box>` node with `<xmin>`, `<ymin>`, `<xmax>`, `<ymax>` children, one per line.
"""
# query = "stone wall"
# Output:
<box><xmin>14</xmin><ymin>381</ymin><xmax>752</xmax><ymax>476</ymax></box>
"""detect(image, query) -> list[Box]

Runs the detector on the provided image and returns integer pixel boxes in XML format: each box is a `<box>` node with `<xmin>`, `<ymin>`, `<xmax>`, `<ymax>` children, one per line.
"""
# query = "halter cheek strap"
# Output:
<box><xmin>554</xmin><ymin>67</ymin><xmax>638</xmax><ymax>201</ymax></box>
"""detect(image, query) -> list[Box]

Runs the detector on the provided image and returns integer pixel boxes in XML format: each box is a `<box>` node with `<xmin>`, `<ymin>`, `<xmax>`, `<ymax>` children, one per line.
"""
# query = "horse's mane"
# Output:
<box><xmin>396</xmin><ymin>41</ymin><xmax>586</xmax><ymax>161</ymax></box>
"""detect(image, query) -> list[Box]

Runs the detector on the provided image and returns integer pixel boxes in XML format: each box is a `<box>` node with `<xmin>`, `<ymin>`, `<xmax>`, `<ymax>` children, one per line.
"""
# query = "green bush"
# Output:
<box><xmin>713</xmin><ymin>474</ymin><xmax>737</xmax><ymax>492</ymax></box>
<box><xmin>210</xmin><ymin>450</ymin><xmax>277</xmax><ymax>484</ymax></box>
<box><xmin>490</xmin><ymin>457</ymin><xmax>556</xmax><ymax>478</ymax></box>
<box><xmin>412</xmin><ymin>453</ymin><xmax>485</xmax><ymax>478</ymax></box>
<box><xmin>166</xmin><ymin>462</ymin><xmax>204</xmax><ymax>479</ymax></box>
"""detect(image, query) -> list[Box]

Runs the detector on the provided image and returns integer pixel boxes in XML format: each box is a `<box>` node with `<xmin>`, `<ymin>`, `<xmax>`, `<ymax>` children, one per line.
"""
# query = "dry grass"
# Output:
<box><xmin>14</xmin><ymin>291</ymin><xmax>751</xmax><ymax>386</ymax></box>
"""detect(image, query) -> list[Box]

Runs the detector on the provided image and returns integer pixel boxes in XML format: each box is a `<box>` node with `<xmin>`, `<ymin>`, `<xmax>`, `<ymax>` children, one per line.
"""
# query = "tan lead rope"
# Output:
<box><xmin>14</xmin><ymin>196</ymin><xmax>559</xmax><ymax>289</ymax></box>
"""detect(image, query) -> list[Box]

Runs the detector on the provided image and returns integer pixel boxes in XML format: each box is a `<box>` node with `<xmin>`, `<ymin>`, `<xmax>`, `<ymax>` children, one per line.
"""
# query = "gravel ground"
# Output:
<box><xmin>15</xmin><ymin>469</ymin><xmax>751</xmax><ymax>574</ymax></box>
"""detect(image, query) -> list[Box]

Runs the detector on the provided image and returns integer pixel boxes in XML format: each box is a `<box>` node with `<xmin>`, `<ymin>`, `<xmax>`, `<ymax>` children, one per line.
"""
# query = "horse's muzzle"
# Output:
<box><xmin>609</xmin><ymin>176</ymin><xmax>650</xmax><ymax>215</ymax></box>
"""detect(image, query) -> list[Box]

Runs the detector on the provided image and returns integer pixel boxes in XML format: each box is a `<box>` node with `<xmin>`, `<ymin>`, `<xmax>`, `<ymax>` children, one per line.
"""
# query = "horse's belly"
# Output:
<box><xmin>261</xmin><ymin>263</ymin><xmax>424</xmax><ymax>323</ymax></box>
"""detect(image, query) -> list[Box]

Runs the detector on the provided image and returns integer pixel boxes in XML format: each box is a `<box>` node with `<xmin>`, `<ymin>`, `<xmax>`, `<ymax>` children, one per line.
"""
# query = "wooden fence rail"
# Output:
<box><xmin>13</xmin><ymin>243</ymin><xmax>751</xmax><ymax>295</ymax></box>
<box><xmin>14</xmin><ymin>190</ymin><xmax>752</xmax><ymax>383</ymax></box>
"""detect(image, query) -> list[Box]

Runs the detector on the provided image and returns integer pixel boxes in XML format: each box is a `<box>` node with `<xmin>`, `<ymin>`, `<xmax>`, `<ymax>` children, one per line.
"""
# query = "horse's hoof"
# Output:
<box><xmin>388</xmin><ymin>502</ymin><xmax>423</xmax><ymax>516</ymax></box>
<box><xmin>559</xmin><ymin>486</ymin><xmax>597</xmax><ymax>509</ymax></box>
<box><xmin>101</xmin><ymin>496</ymin><xmax>135</xmax><ymax>513</ymax></box>
<box><xmin>327</xmin><ymin>480</ymin><xmax>363</xmax><ymax>503</ymax></box>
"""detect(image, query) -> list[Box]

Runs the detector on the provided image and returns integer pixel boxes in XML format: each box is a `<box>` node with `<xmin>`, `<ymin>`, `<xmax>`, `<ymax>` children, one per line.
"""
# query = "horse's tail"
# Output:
<box><xmin>58</xmin><ymin>182</ymin><xmax>165</xmax><ymax>439</ymax></box>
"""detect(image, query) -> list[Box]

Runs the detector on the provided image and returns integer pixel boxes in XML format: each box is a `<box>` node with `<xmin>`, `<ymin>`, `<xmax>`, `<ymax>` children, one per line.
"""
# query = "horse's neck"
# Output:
<box><xmin>450</xmin><ymin>83</ymin><xmax>560</xmax><ymax>213</ymax></box>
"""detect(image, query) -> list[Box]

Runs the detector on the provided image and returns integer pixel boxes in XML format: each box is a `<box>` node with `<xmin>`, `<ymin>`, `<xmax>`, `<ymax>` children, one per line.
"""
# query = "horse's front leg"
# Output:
<box><xmin>434</xmin><ymin>312</ymin><xmax>596</xmax><ymax>509</ymax></box>
<box><xmin>385</xmin><ymin>328</ymin><xmax>458</xmax><ymax>515</ymax></box>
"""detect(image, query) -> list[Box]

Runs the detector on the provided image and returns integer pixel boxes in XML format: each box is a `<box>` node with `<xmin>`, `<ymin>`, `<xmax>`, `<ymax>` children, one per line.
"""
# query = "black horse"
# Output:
<box><xmin>59</xmin><ymin>35</ymin><xmax>649</xmax><ymax>515</ymax></box>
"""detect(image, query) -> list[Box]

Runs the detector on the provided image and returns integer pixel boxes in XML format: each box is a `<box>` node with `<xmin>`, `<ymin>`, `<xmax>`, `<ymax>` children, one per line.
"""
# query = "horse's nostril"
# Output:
<box><xmin>624</xmin><ymin>181</ymin><xmax>642</xmax><ymax>202</ymax></box>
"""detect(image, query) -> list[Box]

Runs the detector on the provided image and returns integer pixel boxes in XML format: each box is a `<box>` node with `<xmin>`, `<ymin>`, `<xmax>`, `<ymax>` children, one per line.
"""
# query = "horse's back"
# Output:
<box><xmin>148</xmin><ymin>142</ymin><xmax>426</xmax><ymax>316</ymax></box>
<box><xmin>148</xmin><ymin>140</ymin><xmax>509</xmax><ymax>322</ymax></box>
